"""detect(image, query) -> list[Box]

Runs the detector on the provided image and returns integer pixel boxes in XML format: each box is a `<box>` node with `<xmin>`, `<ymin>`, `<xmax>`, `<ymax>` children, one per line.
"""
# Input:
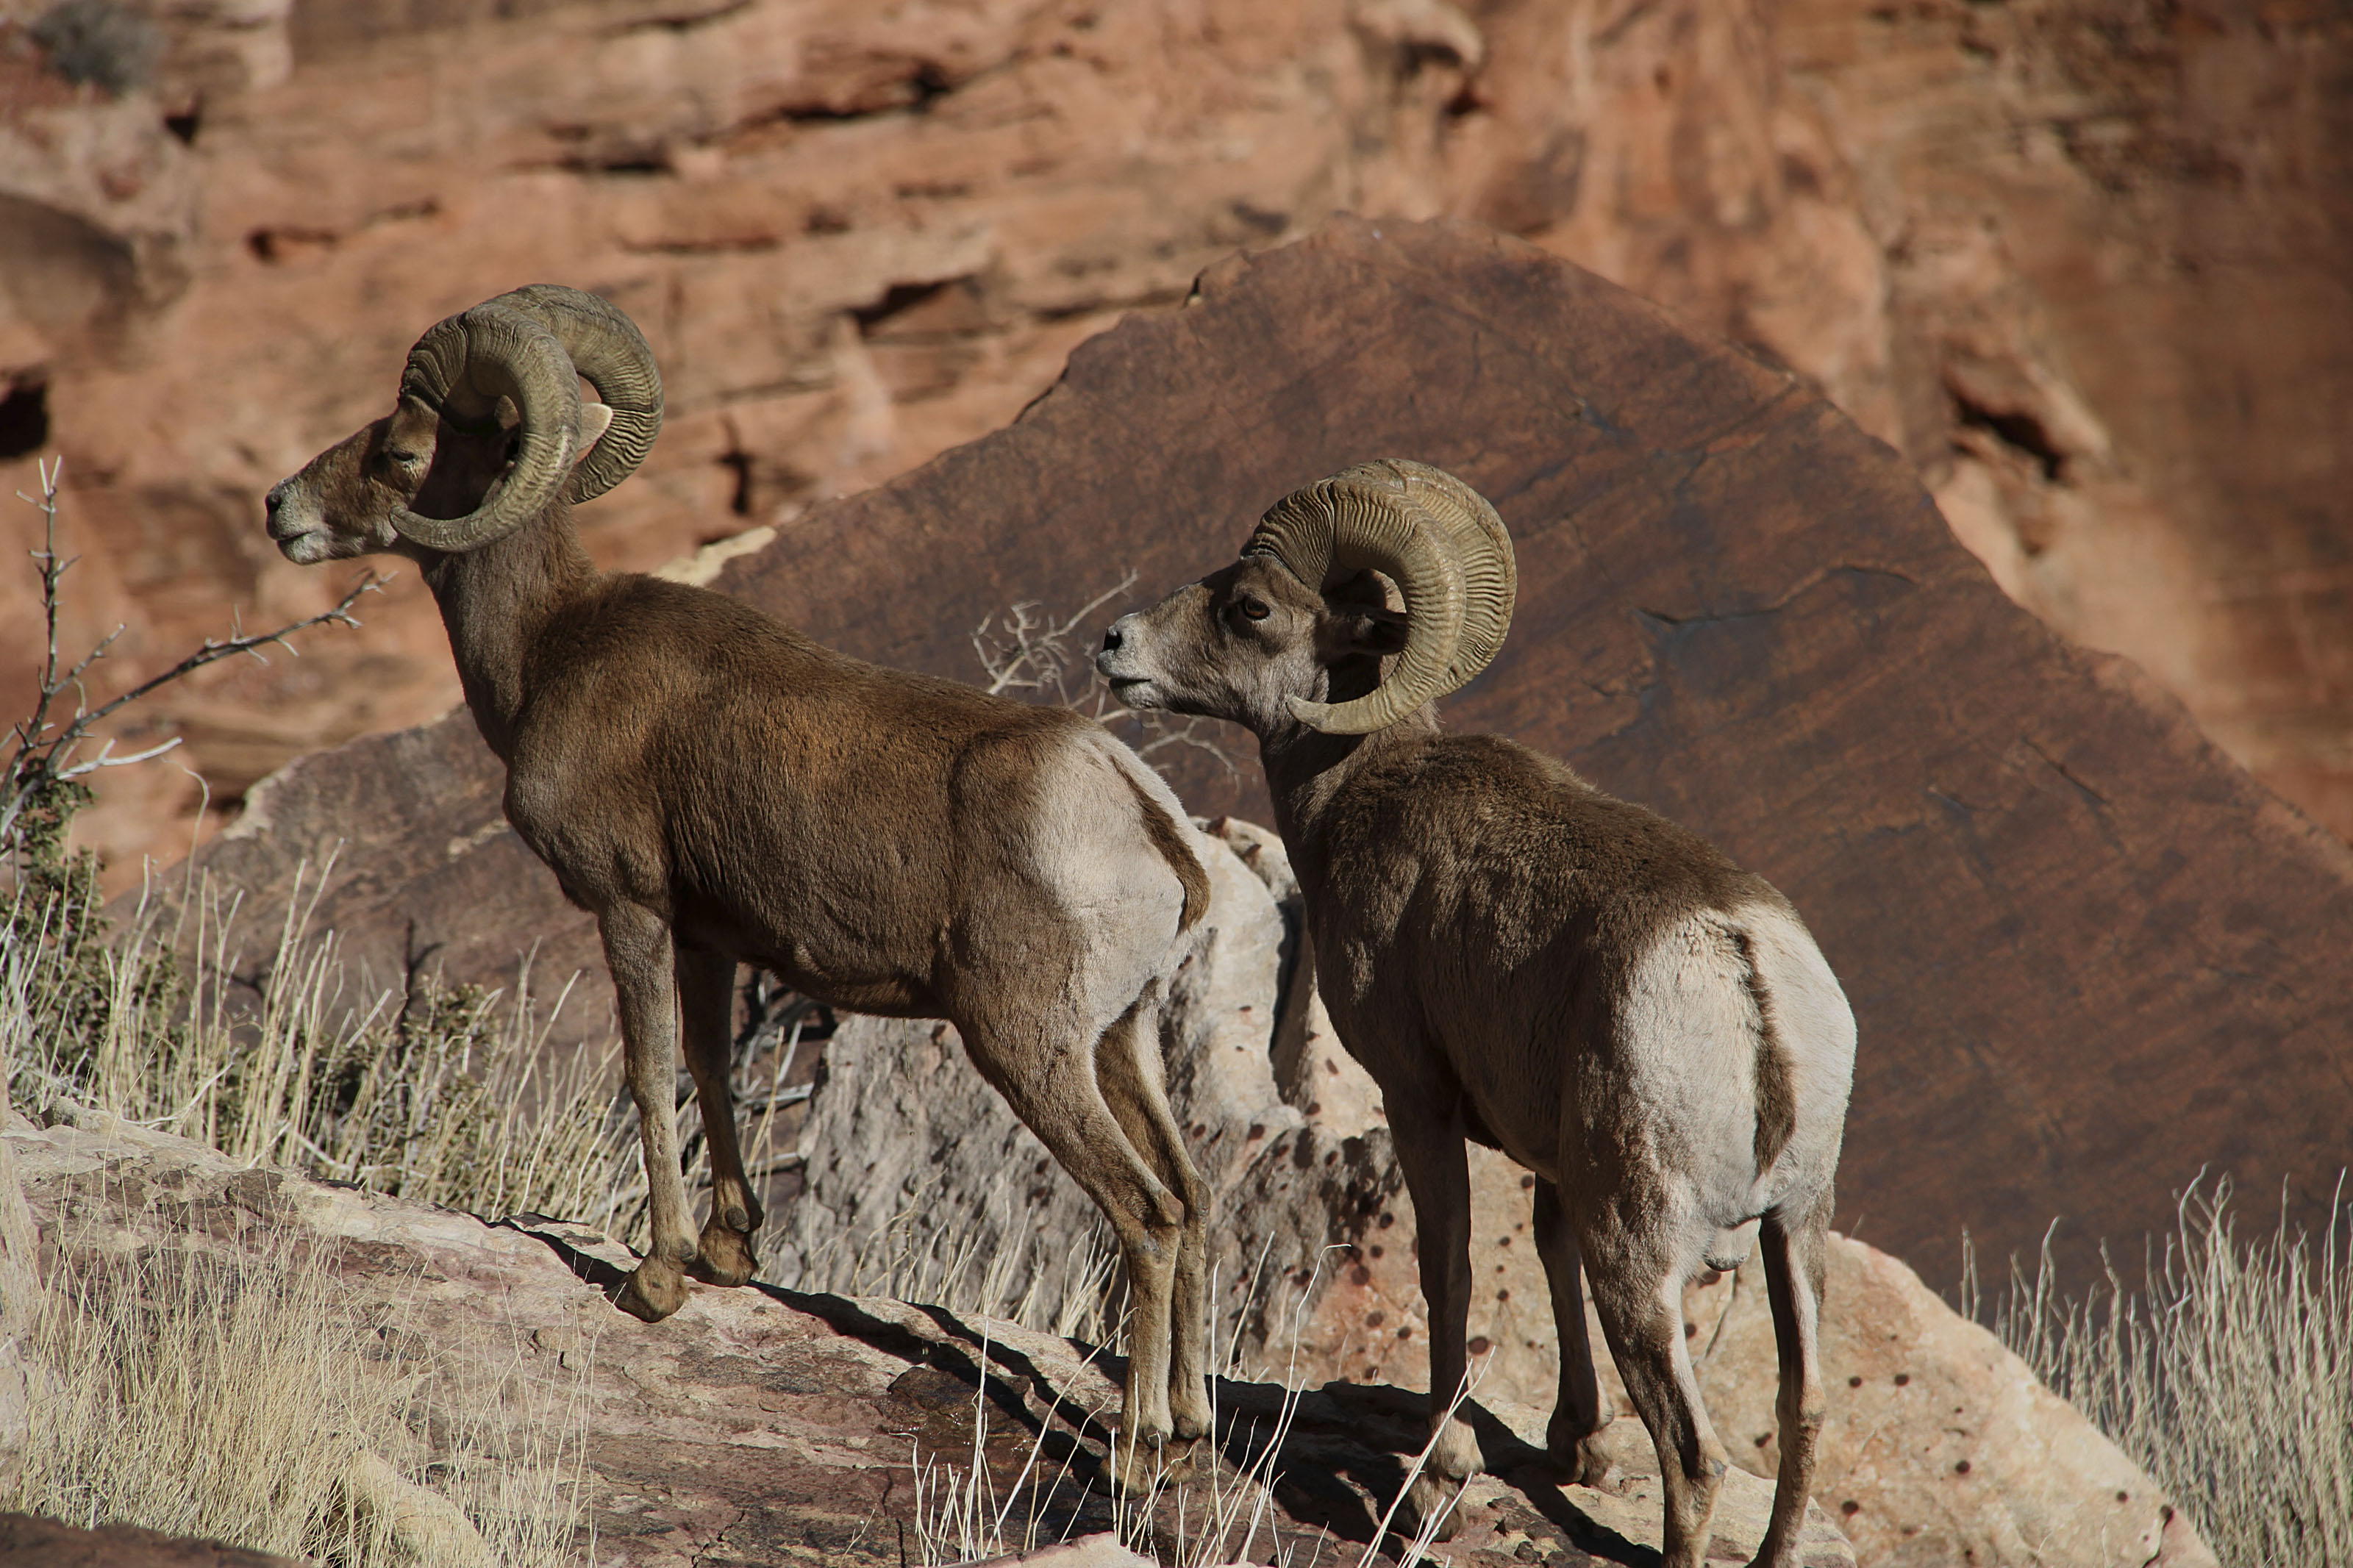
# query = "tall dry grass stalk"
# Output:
<box><xmin>1973</xmin><ymin>1178</ymin><xmax>2353</xmax><ymax>1567</ymax></box>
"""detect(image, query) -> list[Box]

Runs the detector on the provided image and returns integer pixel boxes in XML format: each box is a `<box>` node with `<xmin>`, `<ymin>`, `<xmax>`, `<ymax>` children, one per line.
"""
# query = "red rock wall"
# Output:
<box><xmin>1</xmin><ymin>0</ymin><xmax>2346</xmax><ymax>882</ymax></box>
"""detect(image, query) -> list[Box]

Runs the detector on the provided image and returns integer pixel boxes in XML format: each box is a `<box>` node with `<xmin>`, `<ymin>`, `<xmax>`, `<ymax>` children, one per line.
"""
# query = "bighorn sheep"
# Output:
<box><xmin>1096</xmin><ymin>460</ymin><xmax>1855</xmax><ymax>1567</ymax></box>
<box><xmin>263</xmin><ymin>286</ymin><xmax>1217</xmax><ymax>1480</ymax></box>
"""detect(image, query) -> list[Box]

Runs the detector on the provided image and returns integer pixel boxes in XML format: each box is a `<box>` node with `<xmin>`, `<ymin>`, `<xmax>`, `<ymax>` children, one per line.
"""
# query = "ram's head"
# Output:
<box><xmin>265</xmin><ymin>284</ymin><xmax>662</xmax><ymax>563</ymax></box>
<box><xmin>1099</xmin><ymin>459</ymin><xmax>1515</xmax><ymax>736</ymax></box>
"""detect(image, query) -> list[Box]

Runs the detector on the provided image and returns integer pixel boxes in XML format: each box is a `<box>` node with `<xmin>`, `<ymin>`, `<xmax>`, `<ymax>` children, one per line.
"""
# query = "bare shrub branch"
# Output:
<box><xmin>969</xmin><ymin>569</ymin><xmax>1238</xmax><ymax>781</ymax></box>
<box><xmin>2</xmin><ymin>458</ymin><xmax>382</xmax><ymax>862</ymax></box>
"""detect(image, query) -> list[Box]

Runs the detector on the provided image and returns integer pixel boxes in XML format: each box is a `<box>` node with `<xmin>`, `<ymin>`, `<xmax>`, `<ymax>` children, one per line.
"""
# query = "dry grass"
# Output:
<box><xmin>1973</xmin><ymin>1178</ymin><xmax>2353</xmax><ymax>1568</ymax></box>
<box><xmin>5</xmin><ymin>859</ymin><xmax>651</xmax><ymax>1240</ymax></box>
<box><xmin>788</xmin><ymin>1167</ymin><xmax>1127</xmax><ymax>1347</ymax></box>
<box><xmin>2</xmin><ymin>867</ymin><xmax>610</xmax><ymax>1563</ymax></box>
<box><xmin>4</xmin><ymin>1215</ymin><xmax>593</xmax><ymax>1566</ymax></box>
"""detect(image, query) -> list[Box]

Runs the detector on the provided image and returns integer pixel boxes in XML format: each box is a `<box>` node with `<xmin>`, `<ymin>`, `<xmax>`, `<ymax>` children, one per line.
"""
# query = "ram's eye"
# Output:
<box><xmin>1236</xmin><ymin>595</ymin><xmax>1271</xmax><ymax>623</ymax></box>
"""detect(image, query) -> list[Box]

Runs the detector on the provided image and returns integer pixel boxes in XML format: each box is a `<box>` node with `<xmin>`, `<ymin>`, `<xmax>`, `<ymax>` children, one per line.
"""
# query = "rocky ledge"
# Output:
<box><xmin>1</xmin><ymin>1106</ymin><xmax>1852</xmax><ymax>1568</ymax></box>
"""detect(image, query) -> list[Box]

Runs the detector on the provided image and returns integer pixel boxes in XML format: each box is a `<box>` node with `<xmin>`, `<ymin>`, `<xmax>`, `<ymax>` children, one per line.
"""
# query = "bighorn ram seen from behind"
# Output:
<box><xmin>1096</xmin><ymin>460</ymin><xmax>1856</xmax><ymax>1567</ymax></box>
<box><xmin>263</xmin><ymin>286</ymin><xmax>1217</xmax><ymax>1481</ymax></box>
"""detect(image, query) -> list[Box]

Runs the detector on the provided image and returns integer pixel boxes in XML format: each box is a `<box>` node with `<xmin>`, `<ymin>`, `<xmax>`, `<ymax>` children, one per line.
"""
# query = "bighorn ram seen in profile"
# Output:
<box><xmin>1096</xmin><ymin>460</ymin><xmax>1856</xmax><ymax>1567</ymax></box>
<box><xmin>263</xmin><ymin>286</ymin><xmax>1217</xmax><ymax>1481</ymax></box>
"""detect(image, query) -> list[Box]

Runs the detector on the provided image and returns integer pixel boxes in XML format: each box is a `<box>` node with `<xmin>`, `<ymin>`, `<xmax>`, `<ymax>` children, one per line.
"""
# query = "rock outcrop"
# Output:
<box><xmin>0</xmin><ymin>1513</ymin><xmax>304</xmax><ymax>1568</ymax></box>
<box><xmin>168</xmin><ymin>215</ymin><xmax>2353</xmax><ymax>1292</ymax></box>
<box><xmin>2</xmin><ymin>1103</ymin><xmax>1860</xmax><ymax>1567</ymax></box>
<box><xmin>4</xmin><ymin>0</ymin><xmax>2348</xmax><ymax>873</ymax></box>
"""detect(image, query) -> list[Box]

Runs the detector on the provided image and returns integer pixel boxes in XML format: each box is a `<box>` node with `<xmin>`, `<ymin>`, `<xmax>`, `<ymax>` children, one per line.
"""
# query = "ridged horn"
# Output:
<box><xmin>1388</xmin><ymin>459</ymin><xmax>1516</xmax><ymax>695</ymax></box>
<box><xmin>489</xmin><ymin>284</ymin><xmax>663</xmax><ymax>503</ymax></box>
<box><xmin>388</xmin><ymin>301</ymin><xmax>583</xmax><ymax>554</ymax></box>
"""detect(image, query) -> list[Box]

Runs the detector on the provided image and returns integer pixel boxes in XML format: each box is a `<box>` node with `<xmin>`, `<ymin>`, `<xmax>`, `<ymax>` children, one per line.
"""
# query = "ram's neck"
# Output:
<box><xmin>1257</xmin><ymin>706</ymin><xmax>1438</xmax><ymax>892</ymax></box>
<box><xmin>422</xmin><ymin>506</ymin><xmax>596</xmax><ymax>760</ymax></box>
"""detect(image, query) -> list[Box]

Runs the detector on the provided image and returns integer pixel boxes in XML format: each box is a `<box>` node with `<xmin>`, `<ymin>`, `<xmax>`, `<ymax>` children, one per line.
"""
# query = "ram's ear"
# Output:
<box><xmin>1330</xmin><ymin>602</ymin><xmax>1411</xmax><ymax>657</ymax></box>
<box><xmin>578</xmin><ymin>401</ymin><xmax>615</xmax><ymax>453</ymax></box>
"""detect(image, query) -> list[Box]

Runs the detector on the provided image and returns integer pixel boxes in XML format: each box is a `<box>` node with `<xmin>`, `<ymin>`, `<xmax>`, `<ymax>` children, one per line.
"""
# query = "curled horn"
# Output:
<box><xmin>389</xmin><ymin>301</ymin><xmax>584</xmax><ymax>554</ymax></box>
<box><xmin>1243</xmin><ymin>459</ymin><xmax>1516</xmax><ymax>734</ymax></box>
<box><xmin>490</xmin><ymin>284</ymin><xmax>663</xmax><ymax>503</ymax></box>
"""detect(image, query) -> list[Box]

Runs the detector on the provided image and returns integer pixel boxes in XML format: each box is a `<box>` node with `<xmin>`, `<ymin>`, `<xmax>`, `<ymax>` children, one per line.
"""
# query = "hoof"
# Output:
<box><xmin>1170</xmin><ymin>1386</ymin><xmax>1213</xmax><ymax>1444</ymax></box>
<box><xmin>690</xmin><ymin>1221</ymin><xmax>760</xmax><ymax>1287</ymax></box>
<box><xmin>1406</xmin><ymin>1471</ymin><xmax>1468</xmax><ymax>1542</ymax></box>
<box><xmin>1547</xmin><ymin>1433</ymin><xmax>1618</xmax><ymax>1490</ymax></box>
<box><xmin>1110</xmin><ymin>1431</ymin><xmax>1197</xmax><ymax>1494</ymax></box>
<box><xmin>613</xmin><ymin>1259</ymin><xmax>690</xmax><ymax>1322</ymax></box>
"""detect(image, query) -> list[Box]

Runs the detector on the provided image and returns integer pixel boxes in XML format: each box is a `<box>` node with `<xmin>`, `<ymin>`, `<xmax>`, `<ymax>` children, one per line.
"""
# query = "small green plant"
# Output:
<box><xmin>1972</xmin><ymin>1178</ymin><xmax>2353</xmax><ymax>1567</ymax></box>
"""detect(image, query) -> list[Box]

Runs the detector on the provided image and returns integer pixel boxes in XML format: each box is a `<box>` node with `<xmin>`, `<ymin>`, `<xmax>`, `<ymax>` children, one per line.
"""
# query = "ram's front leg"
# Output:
<box><xmin>601</xmin><ymin>903</ymin><xmax>696</xmax><ymax>1322</ymax></box>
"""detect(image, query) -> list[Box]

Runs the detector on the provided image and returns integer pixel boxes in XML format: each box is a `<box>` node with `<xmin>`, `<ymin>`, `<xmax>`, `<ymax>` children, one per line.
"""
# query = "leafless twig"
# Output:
<box><xmin>969</xmin><ymin>569</ymin><xmax>1238</xmax><ymax>780</ymax></box>
<box><xmin>2</xmin><ymin>457</ymin><xmax>385</xmax><ymax>857</ymax></box>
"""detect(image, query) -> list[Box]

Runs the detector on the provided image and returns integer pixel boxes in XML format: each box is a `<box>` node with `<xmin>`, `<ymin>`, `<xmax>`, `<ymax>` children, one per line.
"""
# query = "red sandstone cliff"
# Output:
<box><xmin>0</xmin><ymin>0</ymin><xmax>2346</xmax><ymax>881</ymax></box>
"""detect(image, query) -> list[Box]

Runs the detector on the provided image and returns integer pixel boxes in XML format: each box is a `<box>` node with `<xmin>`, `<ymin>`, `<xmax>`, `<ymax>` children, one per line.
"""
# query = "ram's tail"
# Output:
<box><xmin>1099</xmin><ymin>740</ymin><xmax>1210</xmax><ymax>933</ymax></box>
<box><xmin>1732</xmin><ymin>923</ymin><xmax>1799</xmax><ymax>1175</ymax></box>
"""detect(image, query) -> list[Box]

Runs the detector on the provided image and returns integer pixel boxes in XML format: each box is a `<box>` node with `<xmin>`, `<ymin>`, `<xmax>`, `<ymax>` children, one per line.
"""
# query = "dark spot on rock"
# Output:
<box><xmin>1369</xmin><ymin>1245</ymin><xmax>1384</xmax><ymax>1259</ymax></box>
<box><xmin>1894</xmin><ymin>1372</ymin><xmax>1910</xmax><ymax>1386</ymax></box>
<box><xmin>1396</xmin><ymin>1325</ymin><xmax>1413</xmax><ymax>1339</ymax></box>
<box><xmin>0</xmin><ymin>380</ymin><xmax>51</xmax><ymax>460</ymax></box>
<box><xmin>2116</xmin><ymin>1490</ymin><xmax>2129</xmax><ymax>1503</ymax></box>
<box><xmin>1378</xmin><ymin>1211</ymin><xmax>1394</xmax><ymax>1228</ymax></box>
<box><xmin>1468</xmin><ymin>1335</ymin><xmax>1491</xmax><ymax>1355</ymax></box>
<box><xmin>1519</xmin><ymin>1174</ymin><xmax>1535</xmax><ymax>1189</ymax></box>
<box><xmin>1246</xmin><ymin>1123</ymin><xmax>1266</xmax><ymax>1141</ymax></box>
<box><xmin>1954</xmin><ymin>1459</ymin><xmax>1971</xmax><ymax>1475</ymax></box>
<box><xmin>1841</xmin><ymin>1500</ymin><xmax>1860</xmax><ymax>1515</ymax></box>
<box><xmin>1349</xmin><ymin>1264</ymin><xmax>1372</xmax><ymax>1286</ymax></box>
<box><xmin>1367</xmin><ymin>1311</ymin><xmax>1386</xmax><ymax>1328</ymax></box>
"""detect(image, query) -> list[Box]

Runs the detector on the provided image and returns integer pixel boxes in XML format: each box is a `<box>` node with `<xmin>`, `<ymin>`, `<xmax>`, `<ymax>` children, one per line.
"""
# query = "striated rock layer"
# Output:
<box><xmin>2</xmin><ymin>0</ymin><xmax>2347</xmax><ymax>875</ymax></box>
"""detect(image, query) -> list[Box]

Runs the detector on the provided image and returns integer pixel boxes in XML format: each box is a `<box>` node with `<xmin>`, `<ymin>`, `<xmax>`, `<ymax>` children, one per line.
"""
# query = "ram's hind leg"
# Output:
<box><xmin>1584</xmin><ymin>1225</ymin><xmax>1729</xmax><ymax>1568</ymax></box>
<box><xmin>676</xmin><ymin>945</ymin><xmax>761</xmax><ymax>1287</ymax></box>
<box><xmin>964</xmin><ymin>1011</ymin><xmax>1189</xmax><ymax>1492</ymax></box>
<box><xmin>1751</xmin><ymin>1192</ymin><xmax>1831</xmax><ymax>1568</ymax></box>
<box><xmin>1389</xmin><ymin>1099</ymin><xmax>1482</xmax><ymax>1542</ymax></box>
<box><xmin>601</xmin><ymin>905</ymin><xmax>696</xmax><ymax>1322</ymax></box>
<box><xmin>1094</xmin><ymin>989</ymin><xmax>1212</xmax><ymax>1442</ymax></box>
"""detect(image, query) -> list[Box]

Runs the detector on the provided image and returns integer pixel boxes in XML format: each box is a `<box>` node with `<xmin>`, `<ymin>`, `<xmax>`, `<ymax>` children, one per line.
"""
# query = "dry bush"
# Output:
<box><xmin>1974</xmin><ymin>1178</ymin><xmax>2353</xmax><ymax>1567</ymax></box>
